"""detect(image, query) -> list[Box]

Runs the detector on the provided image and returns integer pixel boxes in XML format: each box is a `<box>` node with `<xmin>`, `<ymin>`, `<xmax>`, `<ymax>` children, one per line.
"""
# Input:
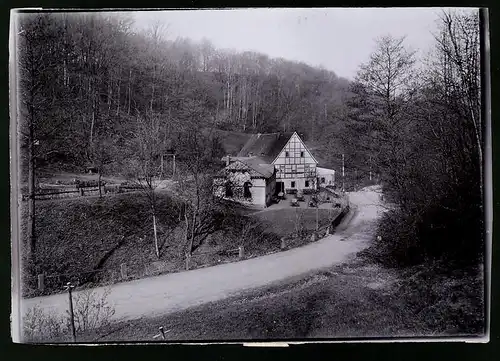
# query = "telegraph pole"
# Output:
<box><xmin>172</xmin><ymin>154</ymin><xmax>176</xmax><ymax>177</ymax></box>
<box><xmin>64</xmin><ymin>282</ymin><xmax>76</xmax><ymax>342</ymax></box>
<box><xmin>342</xmin><ymin>153</ymin><xmax>345</xmax><ymax>193</ymax></box>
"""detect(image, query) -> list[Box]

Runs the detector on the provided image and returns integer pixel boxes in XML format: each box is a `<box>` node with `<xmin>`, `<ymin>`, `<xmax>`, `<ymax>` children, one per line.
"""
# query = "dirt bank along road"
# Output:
<box><xmin>19</xmin><ymin>187</ymin><xmax>384</xmax><ymax>323</ymax></box>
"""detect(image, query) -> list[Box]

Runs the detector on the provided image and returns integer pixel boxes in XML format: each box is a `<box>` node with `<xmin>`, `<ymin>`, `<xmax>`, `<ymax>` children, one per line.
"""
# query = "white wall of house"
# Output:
<box><xmin>248</xmin><ymin>178</ymin><xmax>267</xmax><ymax>206</ymax></box>
<box><xmin>317</xmin><ymin>167</ymin><xmax>336</xmax><ymax>187</ymax></box>
<box><xmin>278</xmin><ymin>178</ymin><xmax>317</xmax><ymax>191</ymax></box>
<box><xmin>213</xmin><ymin>175</ymin><xmax>273</xmax><ymax>207</ymax></box>
<box><xmin>273</xmin><ymin>132</ymin><xmax>318</xmax><ymax>192</ymax></box>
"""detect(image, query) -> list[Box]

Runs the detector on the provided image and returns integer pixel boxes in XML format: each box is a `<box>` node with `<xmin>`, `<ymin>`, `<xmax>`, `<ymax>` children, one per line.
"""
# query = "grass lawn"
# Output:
<box><xmin>251</xmin><ymin>208</ymin><xmax>340</xmax><ymax>237</ymax></box>
<box><xmin>65</xmin><ymin>256</ymin><xmax>484</xmax><ymax>342</ymax></box>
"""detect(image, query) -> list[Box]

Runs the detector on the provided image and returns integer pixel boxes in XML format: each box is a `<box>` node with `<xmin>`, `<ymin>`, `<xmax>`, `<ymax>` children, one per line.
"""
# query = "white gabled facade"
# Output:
<box><xmin>317</xmin><ymin>167</ymin><xmax>336</xmax><ymax>187</ymax></box>
<box><xmin>272</xmin><ymin>132</ymin><xmax>318</xmax><ymax>193</ymax></box>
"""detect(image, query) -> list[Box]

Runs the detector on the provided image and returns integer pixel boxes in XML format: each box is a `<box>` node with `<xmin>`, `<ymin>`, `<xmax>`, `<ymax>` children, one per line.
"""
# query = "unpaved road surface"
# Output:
<box><xmin>19</xmin><ymin>187</ymin><xmax>384</xmax><ymax>322</ymax></box>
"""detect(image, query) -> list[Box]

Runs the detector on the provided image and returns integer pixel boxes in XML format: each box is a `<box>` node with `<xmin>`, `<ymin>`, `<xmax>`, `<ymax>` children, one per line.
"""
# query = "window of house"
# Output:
<box><xmin>300</xmin><ymin>151</ymin><xmax>304</xmax><ymax>157</ymax></box>
<box><xmin>291</xmin><ymin>181</ymin><xmax>296</xmax><ymax>188</ymax></box>
<box><xmin>285</xmin><ymin>151</ymin><xmax>289</xmax><ymax>157</ymax></box>
<box><xmin>305</xmin><ymin>180</ymin><xmax>310</xmax><ymax>187</ymax></box>
<box><xmin>321</xmin><ymin>177</ymin><xmax>325</xmax><ymax>183</ymax></box>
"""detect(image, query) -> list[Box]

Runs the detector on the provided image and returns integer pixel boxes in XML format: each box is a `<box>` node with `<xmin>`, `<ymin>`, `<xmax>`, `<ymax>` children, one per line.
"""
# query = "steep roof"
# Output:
<box><xmin>237</xmin><ymin>132</ymin><xmax>294</xmax><ymax>163</ymax></box>
<box><xmin>216</xmin><ymin>157</ymin><xmax>275</xmax><ymax>179</ymax></box>
<box><xmin>241</xmin><ymin>157</ymin><xmax>275</xmax><ymax>178</ymax></box>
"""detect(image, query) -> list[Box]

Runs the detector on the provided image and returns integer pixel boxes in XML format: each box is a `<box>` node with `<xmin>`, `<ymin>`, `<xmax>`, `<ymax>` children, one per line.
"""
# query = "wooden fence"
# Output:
<box><xmin>33</xmin><ymin>246</ymin><xmax>246</xmax><ymax>293</ymax></box>
<box><xmin>21</xmin><ymin>184</ymin><xmax>140</xmax><ymax>201</ymax></box>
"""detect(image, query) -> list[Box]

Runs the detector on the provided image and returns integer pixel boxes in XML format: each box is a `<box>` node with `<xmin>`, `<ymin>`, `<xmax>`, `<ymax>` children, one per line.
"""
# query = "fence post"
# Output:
<box><xmin>80</xmin><ymin>188</ymin><xmax>84</xmax><ymax>196</ymax></box>
<box><xmin>326</xmin><ymin>226</ymin><xmax>330</xmax><ymax>235</ymax></box>
<box><xmin>280</xmin><ymin>237</ymin><xmax>287</xmax><ymax>250</ymax></box>
<box><xmin>63</xmin><ymin>282</ymin><xmax>76</xmax><ymax>343</ymax></box>
<box><xmin>238</xmin><ymin>246</ymin><xmax>245</xmax><ymax>259</ymax></box>
<box><xmin>120</xmin><ymin>263</ymin><xmax>127</xmax><ymax>280</ymax></box>
<box><xmin>185</xmin><ymin>254</ymin><xmax>191</xmax><ymax>271</ymax></box>
<box><xmin>311</xmin><ymin>232</ymin><xmax>317</xmax><ymax>242</ymax></box>
<box><xmin>37</xmin><ymin>274</ymin><xmax>45</xmax><ymax>292</ymax></box>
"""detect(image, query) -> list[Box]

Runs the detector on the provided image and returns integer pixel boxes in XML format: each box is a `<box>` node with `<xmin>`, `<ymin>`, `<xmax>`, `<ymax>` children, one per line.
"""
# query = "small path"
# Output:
<box><xmin>20</xmin><ymin>188</ymin><xmax>384</xmax><ymax>323</ymax></box>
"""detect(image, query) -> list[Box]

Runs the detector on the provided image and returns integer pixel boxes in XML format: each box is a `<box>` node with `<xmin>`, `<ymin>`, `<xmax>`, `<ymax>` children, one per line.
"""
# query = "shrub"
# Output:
<box><xmin>22</xmin><ymin>305</ymin><xmax>68</xmax><ymax>342</ymax></box>
<box><xmin>367</xmin><ymin>184</ymin><xmax>484</xmax><ymax>269</ymax></box>
<box><xmin>22</xmin><ymin>287</ymin><xmax>115</xmax><ymax>342</ymax></box>
<box><xmin>366</xmin><ymin>209</ymin><xmax>425</xmax><ymax>268</ymax></box>
<box><xmin>72</xmin><ymin>287</ymin><xmax>115</xmax><ymax>332</ymax></box>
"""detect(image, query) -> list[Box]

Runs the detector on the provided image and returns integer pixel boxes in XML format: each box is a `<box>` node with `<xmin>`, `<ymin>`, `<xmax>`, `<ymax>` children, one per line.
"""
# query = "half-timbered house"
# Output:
<box><xmin>216</xmin><ymin>131</ymin><xmax>335</xmax><ymax>207</ymax></box>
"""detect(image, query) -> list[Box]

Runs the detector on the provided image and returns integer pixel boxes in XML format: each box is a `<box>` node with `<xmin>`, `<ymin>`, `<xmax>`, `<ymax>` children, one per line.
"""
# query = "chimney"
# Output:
<box><xmin>226</xmin><ymin>155</ymin><xmax>231</xmax><ymax>166</ymax></box>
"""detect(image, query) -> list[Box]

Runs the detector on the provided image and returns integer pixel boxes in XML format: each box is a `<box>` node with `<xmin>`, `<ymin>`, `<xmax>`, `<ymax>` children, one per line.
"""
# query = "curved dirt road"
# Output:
<box><xmin>20</xmin><ymin>188</ymin><xmax>383</xmax><ymax>323</ymax></box>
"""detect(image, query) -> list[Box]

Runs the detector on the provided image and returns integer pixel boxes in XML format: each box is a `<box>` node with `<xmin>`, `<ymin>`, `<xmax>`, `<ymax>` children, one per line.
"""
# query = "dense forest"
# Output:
<box><xmin>16</xmin><ymin>9</ymin><xmax>484</xmax><ymax>270</ymax></box>
<box><xmin>17</xmin><ymin>12</ymin><xmax>351</xmax><ymax>177</ymax></box>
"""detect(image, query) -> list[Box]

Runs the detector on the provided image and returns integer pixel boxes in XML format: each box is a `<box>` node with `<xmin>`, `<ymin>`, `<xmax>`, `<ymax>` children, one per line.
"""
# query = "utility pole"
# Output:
<box><xmin>369</xmin><ymin>155</ymin><xmax>372</xmax><ymax>181</ymax></box>
<box><xmin>160</xmin><ymin>154</ymin><xmax>164</xmax><ymax>178</ymax></box>
<box><xmin>163</xmin><ymin>153</ymin><xmax>176</xmax><ymax>178</ymax></box>
<box><xmin>342</xmin><ymin>153</ymin><xmax>345</xmax><ymax>193</ymax></box>
<box><xmin>64</xmin><ymin>282</ymin><xmax>76</xmax><ymax>342</ymax></box>
<box><xmin>316</xmin><ymin>202</ymin><xmax>319</xmax><ymax>231</ymax></box>
<box><xmin>173</xmin><ymin>154</ymin><xmax>176</xmax><ymax>177</ymax></box>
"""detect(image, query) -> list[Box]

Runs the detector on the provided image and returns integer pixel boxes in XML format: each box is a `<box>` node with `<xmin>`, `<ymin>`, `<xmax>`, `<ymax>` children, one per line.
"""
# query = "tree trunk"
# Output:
<box><xmin>107</xmin><ymin>71</ymin><xmax>112</xmax><ymax>116</ymax></box>
<box><xmin>116</xmin><ymin>73</ymin><xmax>121</xmax><ymax>116</ymax></box>
<box><xmin>127</xmin><ymin>69</ymin><xmax>132</xmax><ymax>115</ymax></box>
<box><xmin>27</xmin><ymin>114</ymin><xmax>36</xmax><ymax>267</ymax></box>
<box><xmin>150</xmin><ymin>65</ymin><xmax>156</xmax><ymax>113</ymax></box>
<box><xmin>189</xmin><ymin>205</ymin><xmax>197</xmax><ymax>255</ymax></box>
<box><xmin>184</xmin><ymin>205</ymin><xmax>191</xmax><ymax>268</ymax></box>
<box><xmin>90</xmin><ymin>84</ymin><xmax>96</xmax><ymax>150</ymax></box>
<box><xmin>153</xmin><ymin>211</ymin><xmax>159</xmax><ymax>258</ymax></box>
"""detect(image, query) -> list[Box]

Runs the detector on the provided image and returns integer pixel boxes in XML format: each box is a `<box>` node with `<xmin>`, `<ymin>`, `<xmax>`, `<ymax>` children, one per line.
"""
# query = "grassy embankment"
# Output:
<box><xmin>21</xmin><ymin>188</ymin><xmax>339</xmax><ymax>297</ymax></box>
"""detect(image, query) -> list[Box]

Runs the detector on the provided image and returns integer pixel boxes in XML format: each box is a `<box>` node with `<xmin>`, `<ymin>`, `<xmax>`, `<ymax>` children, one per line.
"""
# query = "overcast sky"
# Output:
<box><xmin>132</xmin><ymin>8</ymin><xmax>470</xmax><ymax>80</ymax></box>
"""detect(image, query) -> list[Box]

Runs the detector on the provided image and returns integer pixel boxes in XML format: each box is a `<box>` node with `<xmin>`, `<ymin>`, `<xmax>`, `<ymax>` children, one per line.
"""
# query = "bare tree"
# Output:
<box><xmin>146</xmin><ymin>20</ymin><xmax>169</xmax><ymax>113</ymax></box>
<box><xmin>90</xmin><ymin>135</ymin><xmax>116</xmax><ymax>198</ymax></box>
<box><xmin>126</xmin><ymin>113</ymin><xmax>166</xmax><ymax>258</ymax></box>
<box><xmin>17</xmin><ymin>14</ymin><xmax>61</xmax><ymax>266</ymax></box>
<box><xmin>357</xmin><ymin>35</ymin><xmax>417</xmax><ymax>122</ymax></box>
<box><xmin>356</xmin><ymin>35</ymin><xmax>418</xmax><ymax>208</ymax></box>
<box><xmin>432</xmin><ymin>10</ymin><xmax>482</xmax><ymax>196</ymax></box>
